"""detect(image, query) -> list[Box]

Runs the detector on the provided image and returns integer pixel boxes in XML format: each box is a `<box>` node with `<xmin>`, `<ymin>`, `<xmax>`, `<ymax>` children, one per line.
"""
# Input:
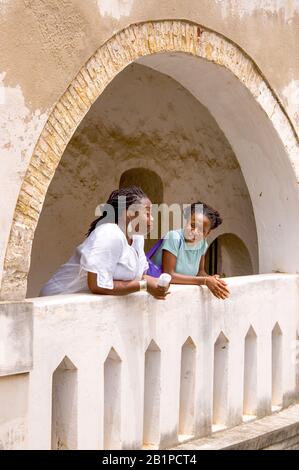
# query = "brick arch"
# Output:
<box><xmin>1</xmin><ymin>19</ymin><xmax>298</xmax><ymax>300</ymax></box>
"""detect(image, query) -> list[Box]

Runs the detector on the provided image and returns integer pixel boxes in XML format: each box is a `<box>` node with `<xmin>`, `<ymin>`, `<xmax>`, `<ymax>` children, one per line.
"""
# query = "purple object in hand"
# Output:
<box><xmin>145</xmin><ymin>238</ymin><xmax>164</xmax><ymax>278</ymax></box>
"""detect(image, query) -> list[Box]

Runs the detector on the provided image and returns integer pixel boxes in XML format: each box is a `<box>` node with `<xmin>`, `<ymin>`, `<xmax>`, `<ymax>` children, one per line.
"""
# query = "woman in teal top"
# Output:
<box><xmin>152</xmin><ymin>202</ymin><xmax>230</xmax><ymax>300</ymax></box>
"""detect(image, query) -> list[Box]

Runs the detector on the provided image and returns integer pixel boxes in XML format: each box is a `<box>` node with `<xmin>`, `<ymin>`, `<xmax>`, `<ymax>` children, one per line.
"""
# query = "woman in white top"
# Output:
<box><xmin>39</xmin><ymin>186</ymin><xmax>169</xmax><ymax>300</ymax></box>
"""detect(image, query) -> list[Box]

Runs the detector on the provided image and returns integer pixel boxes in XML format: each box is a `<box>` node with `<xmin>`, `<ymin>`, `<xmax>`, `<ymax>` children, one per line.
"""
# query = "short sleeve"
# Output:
<box><xmin>161</xmin><ymin>230</ymin><xmax>181</xmax><ymax>257</ymax></box>
<box><xmin>80</xmin><ymin>224</ymin><xmax>124</xmax><ymax>290</ymax></box>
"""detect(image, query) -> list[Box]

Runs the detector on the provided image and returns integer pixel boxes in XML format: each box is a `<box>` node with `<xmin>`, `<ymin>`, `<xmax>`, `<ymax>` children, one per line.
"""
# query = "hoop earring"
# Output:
<box><xmin>127</xmin><ymin>220</ymin><xmax>133</xmax><ymax>234</ymax></box>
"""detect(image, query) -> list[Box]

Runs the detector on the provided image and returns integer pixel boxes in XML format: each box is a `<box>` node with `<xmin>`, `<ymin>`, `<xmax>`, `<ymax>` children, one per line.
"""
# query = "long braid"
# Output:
<box><xmin>85</xmin><ymin>186</ymin><xmax>147</xmax><ymax>238</ymax></box>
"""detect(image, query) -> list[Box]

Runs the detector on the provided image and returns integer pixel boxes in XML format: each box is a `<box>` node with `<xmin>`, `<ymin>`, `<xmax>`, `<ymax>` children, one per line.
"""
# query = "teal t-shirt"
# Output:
<box><xmin>152</xmin><ymin>229</ymin><xmax>209</xmax><ymax>276</ymax></box>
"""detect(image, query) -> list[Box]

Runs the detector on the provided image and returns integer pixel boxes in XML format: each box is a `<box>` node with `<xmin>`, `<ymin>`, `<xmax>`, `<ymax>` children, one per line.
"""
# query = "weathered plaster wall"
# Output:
<box><xmin>27</xmin><ymin>63</ymin><xmax>258</xmax><ymax>297</ymax></box>
<box><xmin>1</xmin><ymin>1</ymin><xmax>298</xmax><ymax>118</ymax></box>
<box><xmin>10</xmin><ymin>274</ymin><xmax>299</xmax><ymax>448</ymax></box>
<box><xmin>0</xmin><ymin>1</ymin><xmax>298</xmax><ymax>291</ymax></box>
<box><xmin>0</xmin><ymin>373</ymin><xmax>29</xmax><ymax>450</ymax></box>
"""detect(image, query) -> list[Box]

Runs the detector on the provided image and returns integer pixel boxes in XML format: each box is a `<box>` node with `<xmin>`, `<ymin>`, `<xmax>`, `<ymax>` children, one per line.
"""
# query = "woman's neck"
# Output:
<box><xmin>117</xmin><ymin>215</ymin><xmax>133</xmax><ymax>245</ymax></box>
<box><xmin>184</xmin><ymin>235</ymin><xmax>204</xmax><ymax>247</ymax></box>
<box><xmin>127</xmin><ymin>236</ymin><xmax>133</xmax><ymax>245</ymax></box>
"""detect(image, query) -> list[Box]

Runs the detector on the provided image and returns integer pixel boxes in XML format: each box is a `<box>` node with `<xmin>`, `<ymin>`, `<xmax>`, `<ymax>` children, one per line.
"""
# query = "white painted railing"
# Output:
<box><xmin>0</xmin><ymin>274</ymin><xmax>299</xmax><ymax>449</ymax></box>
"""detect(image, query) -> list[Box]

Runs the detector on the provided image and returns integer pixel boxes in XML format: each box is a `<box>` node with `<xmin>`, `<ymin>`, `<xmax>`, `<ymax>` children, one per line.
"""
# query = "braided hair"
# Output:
<box><xmin>184</xmin><ymin>201</ymin><xmax>222</xmax><ymax>230</ymax></box>
<box><xmin>85</xmin><ymin>186</ymin><xmax>148</xmax><ymax>238</ymax></box>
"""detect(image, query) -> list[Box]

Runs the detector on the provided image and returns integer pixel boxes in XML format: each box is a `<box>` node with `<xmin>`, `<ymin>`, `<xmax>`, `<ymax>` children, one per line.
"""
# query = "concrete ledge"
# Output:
<box><xmin>170</xmin><ymin>403</ymin><xmax>299</xmax><ymax>450</ymax></box>
<box><xmin>0</xmin><ymin>273</ymin><xmax>298</xmax><ymax>448</ymax></box>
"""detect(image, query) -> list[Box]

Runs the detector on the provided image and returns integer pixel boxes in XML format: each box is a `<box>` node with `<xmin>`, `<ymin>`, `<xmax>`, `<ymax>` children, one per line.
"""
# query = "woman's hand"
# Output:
<box><xmin>205</xmin><ymin>275</ymin><xmax>230</xmax><ymax>299</ymax></box>
<box><xmin>146</xmin><ymin>277</ymin><xmax>170</xmax><ymax>300</ymax></box>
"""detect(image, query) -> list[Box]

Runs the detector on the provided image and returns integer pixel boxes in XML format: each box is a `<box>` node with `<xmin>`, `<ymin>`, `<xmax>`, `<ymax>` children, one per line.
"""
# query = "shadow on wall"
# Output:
<box><xmin>206</xmin><ymin>233</ymin><xmax>253</xmax><ymax>277</ymax></box>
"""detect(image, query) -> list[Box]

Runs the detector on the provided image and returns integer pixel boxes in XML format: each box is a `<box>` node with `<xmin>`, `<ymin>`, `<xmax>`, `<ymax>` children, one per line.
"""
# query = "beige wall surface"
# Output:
<box><xmin>0</xmin><ymin>0</ymin><xmax>298</xmax><ymax>291</ymax></box>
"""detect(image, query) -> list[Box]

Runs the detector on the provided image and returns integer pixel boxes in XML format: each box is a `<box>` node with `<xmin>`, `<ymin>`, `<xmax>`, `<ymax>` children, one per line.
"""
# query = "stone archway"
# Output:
<box><xmin>1</xmin><ymin>20</ymin><xmax>298</xmax><ymax>300</ymax></box>
<box><xmin>119</xmin><ymin>167</ymin><xmax>163</xmax><ymax>205</ymax></box>
<box><xmin>205</xmin><ymin>233</ymin><xmax>254</xmax><ymax>277</ymax></box>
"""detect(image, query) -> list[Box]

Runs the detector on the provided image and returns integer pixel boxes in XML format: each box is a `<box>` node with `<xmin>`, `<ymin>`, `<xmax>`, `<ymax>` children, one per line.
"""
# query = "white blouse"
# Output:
<box><xmin>39</xmin><ymin>223</ymin><xmax>149</xmax><ymax>296</ymax></box>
